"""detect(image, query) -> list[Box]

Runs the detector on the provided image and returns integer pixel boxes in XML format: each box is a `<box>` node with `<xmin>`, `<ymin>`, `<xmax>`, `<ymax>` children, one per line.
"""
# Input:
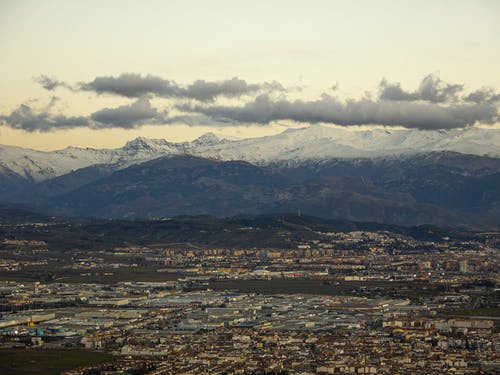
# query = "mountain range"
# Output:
<box><xmin>1</xmin><ymin>125</ymin><xmax>499</xmax><ymax>228</ymax></box>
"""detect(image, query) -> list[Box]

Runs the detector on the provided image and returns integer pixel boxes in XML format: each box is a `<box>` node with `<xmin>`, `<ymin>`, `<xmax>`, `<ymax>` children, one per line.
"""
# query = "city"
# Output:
<box><xmin>1</xmin><ymin>215</ymin><xmax>498</xmax><ymax>374</ymax></box>
<box><xmin>1</xmin><ymin>1</ymin><xmax>499</xmax><ymax>374</ymax></box>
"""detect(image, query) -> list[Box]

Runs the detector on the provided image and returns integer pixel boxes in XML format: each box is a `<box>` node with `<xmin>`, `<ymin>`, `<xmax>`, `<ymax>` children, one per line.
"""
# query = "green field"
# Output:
<box><xmin>0</xmin><ymin>349</ymin><xmax>113</xmax><ymax>375</ymax></box>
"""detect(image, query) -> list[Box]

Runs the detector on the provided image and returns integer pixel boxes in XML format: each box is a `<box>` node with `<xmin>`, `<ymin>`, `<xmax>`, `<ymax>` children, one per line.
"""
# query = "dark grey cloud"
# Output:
<box><xmin>78</xmin><ymin>73</ymin><xmax>283</xmax><ymax>101</ymax></box>
<box><xmin>184</xmin><ymin>78</ymin><xmax>283</xmax><ymax>101</ymax></box>
<box><xmin>463</xmin><ymin>88</ymin><xmax>500</xmax><ymax>105</ymax></box>
<box><xmin>91</xmin><ymin>97</ymin><xmax>162</xmax><ymax>128</ymax></box>
<box><xmin>180</xmin><ymin>94</ymin><xmax>498</xmax><ymax>130</ymax></box>
<box><xmin>0</xmin><ymin>103</ymin><xmax>89</xmax><ymax>132</ymax></box>
<box><xmin>0</xmin><ymin>97</ymin><xmax>166</xmax><ymax>131</ymax></box>
<box><xmin>34</xmin><ymin>75</ymin><xmax>73</xmax><ymax>91</ymax></box>
<box><xmin>81</xmin><ymin>73</ymin><xmax>178</xmax><ymax>98</ymax></box>
<box><xmin>379</xmin><ymin>74</ymin><xmax>464</xmax><ymax>103</ymax></box>
<box><xmin>14</xmin><ymin>73</ymin><xmax>500</xmax><ymax>131</ymax></box>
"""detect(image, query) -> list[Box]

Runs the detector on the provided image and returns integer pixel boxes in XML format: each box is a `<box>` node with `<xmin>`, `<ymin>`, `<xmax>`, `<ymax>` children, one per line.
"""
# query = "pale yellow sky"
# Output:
<box><xmin>0</xmin><ymin>124</ymin><xmax>290</xmax><ymax>151</ymax></box>
<box><xmin>0</xmin><ymin>0</ymin><xmax>499</xmax><ymax>150</ymax></box>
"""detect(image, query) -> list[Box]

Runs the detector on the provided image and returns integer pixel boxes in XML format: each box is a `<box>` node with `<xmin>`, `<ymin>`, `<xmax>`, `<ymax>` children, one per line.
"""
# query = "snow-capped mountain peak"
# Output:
<box><xmin>1</xmin><ymin>125</ymin><xmax>499</xmax><ymax>182</ymax></box>
<box><xmin>190</xmin><ymin>132</ymin><xmax>224</xmax><ymax>146</ymax></box>
<box><xmin>123</xmin><ymin>137</ymin><xmax>173</xmax><ymax>151</ymax></box>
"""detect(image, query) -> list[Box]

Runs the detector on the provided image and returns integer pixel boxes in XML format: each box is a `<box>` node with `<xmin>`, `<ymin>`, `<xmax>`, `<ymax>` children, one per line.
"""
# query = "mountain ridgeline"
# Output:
<box><xmin>0</xmin><ymin>126</ymin><xmax>499</xmax><ymax>228</ymax></box>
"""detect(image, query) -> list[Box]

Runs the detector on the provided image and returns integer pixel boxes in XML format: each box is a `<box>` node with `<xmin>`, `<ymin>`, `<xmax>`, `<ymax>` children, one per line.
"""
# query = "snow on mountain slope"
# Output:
<box><xmin>0</xmin><ymin>144</ymin><xmax>110</xmax><ymax>182</ymax></box>
<box><xmin>1</xmin><ymin>125</ymin><xmax>499</xmax><ymax>182</ymax></box>
<box><xmin>0</xmin><ymin>134</ymin><xmax>229</xmax><ymax>182</ymax></box>
<box><xmin>194</xmin><ymin>125</ymin><xmax>500</xmax><ymax>162</ymax></box>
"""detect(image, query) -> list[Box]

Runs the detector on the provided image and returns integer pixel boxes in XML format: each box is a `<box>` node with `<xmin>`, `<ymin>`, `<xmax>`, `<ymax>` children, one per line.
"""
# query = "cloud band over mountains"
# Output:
<box><xmin>37</xmin><ymin>73</ymin><xmax>284</xmax><ymax>102</ymax></box>
<box><xmin>181</xmin><ymin>94</ymin><xmax>497</xmax><ymax>130</ymax></box>
<box><xmin>90</xmin><ymin>98</ymin><xmax>164</xmax><ymax>128</ymax></box>
<box><xmin>0</xmin><ymin>97</ymin><xmax>89</xmax><ymax>132</ymax></box>
<box><xmin>0</xmin><ymin>73</ymin><xmax>498</xmax><ymax>131</ymax></box>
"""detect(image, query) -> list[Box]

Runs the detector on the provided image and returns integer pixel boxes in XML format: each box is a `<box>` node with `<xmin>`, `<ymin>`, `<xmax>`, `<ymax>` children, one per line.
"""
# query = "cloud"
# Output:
<box><xmin>81</xmin><ymin>73</ymin><xmax>178</xmax><ymax>98</ymax></box>
<box><xmin>177</xmin><ymin>74</ymin><xmax>499</xmax><ymax>130</ymax></box>
<box><xmin>379</xmin><ymin>74</ymin><xmax>464</xmax><ymax>103</ymax></box>
<box><xmin>91</xmin><ymin>97</ymin><xmax>162</xmax><ymax>128</ymax></box>
<box><xmin>78</xmin><ymin>73</ymin><xmax>283</xmax><ymax>101</ymax></box>
<box><xmin>15</xmin><ymin>73</ymin><xmax>500</xmax><ymax>131</ymax></box>
<box><xmin>184</xmin><ymin>78</ymin><xmax>283</xmax><ymax>102</ymax></box>
<box><xmin>181</xmin><ymin>93</ymin><xmax>498</xmax><ymax>130</ymax></box>
<box><xmin>463</xmin><ymin>88</ymin><xmax>500</xmax><ymax>105</ymax></box>
<box><xmin>0</xmin><ymin>99</ymin><xmax>89</xmax><ymax>132</ymax></box>
<box><xmin>34</xmin><ymin>75</ymin><xmax>73</xmax><ymax>91</ymax></box>
<box><xmin>0</xmin><ymin>97</ymin><xmax>167</xmax><ymax>131</ymax></box>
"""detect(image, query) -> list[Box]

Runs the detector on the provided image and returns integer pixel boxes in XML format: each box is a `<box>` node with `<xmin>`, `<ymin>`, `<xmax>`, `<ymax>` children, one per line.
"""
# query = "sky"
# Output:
<box><xmin>0</xmin><ymin>0</ymin><xmax>499</xmax><ymax>151</ymax></box>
